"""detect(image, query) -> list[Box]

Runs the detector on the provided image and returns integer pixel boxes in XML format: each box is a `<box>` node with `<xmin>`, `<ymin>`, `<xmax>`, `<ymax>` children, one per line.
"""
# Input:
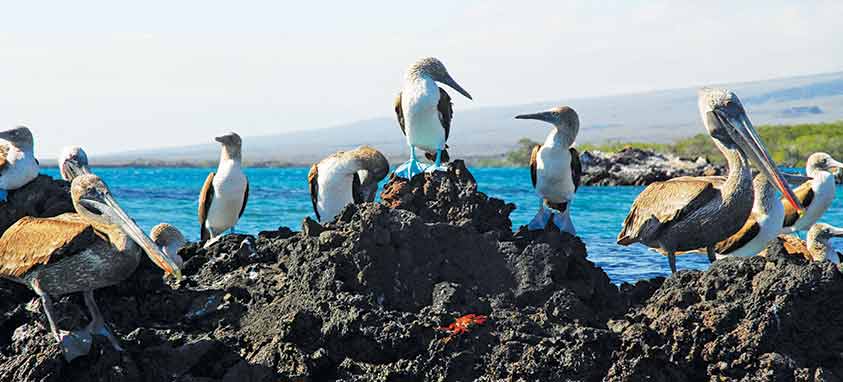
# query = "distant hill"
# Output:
<box><xmin>95</xmin><ymin>71</ymin><xmax>843</xmax><ymax>166</ymax></box>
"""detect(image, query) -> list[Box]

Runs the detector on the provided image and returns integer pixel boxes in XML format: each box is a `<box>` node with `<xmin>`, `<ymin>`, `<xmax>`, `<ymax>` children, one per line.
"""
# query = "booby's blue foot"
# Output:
<box><xmin>59</xmin><ymin>330</ymin><xmax>93</xmax><ymax>362</ymax></box>
<box><xmin>229</xmin><ymin>227</ymin><xmax>237</xmax><ymax>235</ymax></box>
<box><xmin>424</xmin><ymin>149</ymin><xmax>448</xmax><ymax>173</ymax></box>
<box><xmin>394</xmin><ymin>145</ymin><xmax>426</xmax><ymax>179</ymax></box>
<box><xmin>552</xmin><ymin>210</ymin><xmax>577</xmax><ymax>235</ymax></box>
<box><xmin>0</xmin><ymin>190</ymin><xmax>7</xmax><ymax>203</ymax></box>
<box><xmin>527</xmin><ymin>206</ymin><xmax>553</xmax><ymax>231</ymax></box>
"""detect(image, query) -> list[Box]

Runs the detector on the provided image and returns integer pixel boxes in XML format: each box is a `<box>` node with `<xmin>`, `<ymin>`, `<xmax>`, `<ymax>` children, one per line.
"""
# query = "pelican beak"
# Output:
<box><xmin>61</xmin><ymin>161</ymin><xmax>90</xmax><ymax>182</ymax></box>
<box><xmin>515</xmin><ymin>111</ymin><xmax>555</xmax><ymax>123</ymax></box>
<box><xmin>717</xmin><ymin>109</ymin><xmax>803</xmax><ymax>213</ymax></box>
<box><xmin>440</xmin><ymin>73</ymin><xmax>472</xmax><ymax>100</ymax></box>
<box><xmin>97</xmin><ymin>194</ymin><xmax>183</xmax><ymax>281</ymax></box>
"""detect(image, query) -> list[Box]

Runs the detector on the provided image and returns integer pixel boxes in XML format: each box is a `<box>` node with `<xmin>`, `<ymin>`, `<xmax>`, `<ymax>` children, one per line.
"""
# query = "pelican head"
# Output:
<box><xmin>353</xmin><ymin>146</ymin><xmax>389</xmax><ymax>202</ymax></box>
<box><xmin>697</xmin><ymin>88</ymin><xmax>803</xmax><ymax>213</ymax></box>
<box><xmin>71</xmin><ymin>174</ymin><xmax>182</xmax><ymax>280</ymax></box>
<box><xmin>806</xmin><ymin>152</ymin><xmax>843</xmax><ymax>176</ymax></box>
<box><xmin>215</xmin><ymin>132</ymin><xmax>243</xmax><ymax>161</ymax></box>
<box><xmin>0</xmin><ymin>126</ymin><xmax>34</xmax><ymax>151</ymax></box>
<box><xmin>150</xmin><ymin>223</ymin><xmax>186</xmax><ymax>268</ymax></box>
<box><xmin>409</xmin><ymin>57</ymin><xmax>472</xmax><ymax>100</ymax></box>
<box><xmin>59</xmin><ymin>146</ymin><xmax>90</xmax><ymax>181</ymax></box>
<box><xmin>515</xmin><ymin>106</ymin><xmax>580</xmax><ymax>139</ymax></box>
<box><xmin>807</xmin><ymin>223</ymin><xmax>843</xmax><ymax>261</ymax></box>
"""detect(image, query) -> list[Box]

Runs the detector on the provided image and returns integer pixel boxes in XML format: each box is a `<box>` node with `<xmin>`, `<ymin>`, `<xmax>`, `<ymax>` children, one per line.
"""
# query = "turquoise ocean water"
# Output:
<box><xmin>40</xmin><ymin>167</ymin><xmax>843</xmax><ymax>284</ymax></box>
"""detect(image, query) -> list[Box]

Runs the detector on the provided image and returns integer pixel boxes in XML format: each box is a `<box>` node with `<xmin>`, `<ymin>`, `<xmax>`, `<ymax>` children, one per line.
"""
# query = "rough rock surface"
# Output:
<box><xmin>1</xmin><ymin>166</ymin><xmax>842</xmax><ymax>381</ymax></box>
<box><xmin>0</xmin><ymin>174</ymin><xmax>73</xmax><ymax>233</ymax></box>
<box><xmin>581</xmin><ymin>148</ymin><xmax>725</xmax><ymax>186</ymax></box>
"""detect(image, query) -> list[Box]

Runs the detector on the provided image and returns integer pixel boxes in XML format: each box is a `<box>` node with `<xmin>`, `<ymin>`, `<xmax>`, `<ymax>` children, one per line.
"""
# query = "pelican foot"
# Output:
<box><xmin>58</xmin><ymin>329</ymin><xmax>92</xmax><ymax>362</ymax></box>
<box><xmin>86</xmin><ymin>321</ymin><xmax>124</xmax><ymax>352</ymax></box>
<box><xmin>394</xmin><ymin>159</ymin><xmax>425</xmax><ymax>179</ymax></box>
<box><xmin>0</xmin><ymin>189</ymin><xmax>7</xmax><ymax>203</ymax></box>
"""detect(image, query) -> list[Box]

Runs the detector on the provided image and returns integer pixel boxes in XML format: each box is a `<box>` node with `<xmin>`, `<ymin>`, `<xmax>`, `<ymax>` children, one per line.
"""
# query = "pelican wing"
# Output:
<box><xmin>617</xmin><ymin>178</ymin><xmax>718</xmax><ymax>245</ymax></box>
<box><xmin>198</xmin><ymin>172</ymin><xmax>215</xmax><ymax>241</ymax></box>
<box><xmin>529</xmin><ymin>145</ymin><xmax>540</xmax><ymax>188</ymax></box>
<box><xmin>437</xmin><ymin>87</ymin><xmax>452</xmax><ymax>141</ymax></box>
<box><xmin>307</xmin><ymin>164</ymin><xmax>320</xmax><ymax>221</ymax></box>
<box><xmin>782</xmin><ymin>181</ymin><xmax>814</xmax><ymax>228</ymax></box>
<box><xmin>570</xmin><ymin>147</ymin><xmax>582</xmax><ymax>191</ymax></box>
<box><xmin>394</xmin><ymin>93</ymin><xmax>405</xmax><ymax>136</ymax></box>
<box><xmin>714</xmin><ymin>217</ymin><xmax>761</xmax><ymax>254</ymax></box>
<box><xmin>239</xmin><ymin>180</ymin><xmax>249</xmax><ymax>218</ymax></box>
<box><xmin>0</xmin><ymin>215</ymin><xmax>98</xmax><ymax>278</ymax></box>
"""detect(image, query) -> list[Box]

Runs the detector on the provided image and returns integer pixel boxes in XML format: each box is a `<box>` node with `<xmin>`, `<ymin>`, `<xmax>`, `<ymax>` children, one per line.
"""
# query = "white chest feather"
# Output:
<box><xmin>535</xmin><ymin>134</ymin><xmax>575</xmax><ymax>203</ymax></box>
<box><xmin>793</xmin><ymin>172</ymin><xmax>836</xmax><ymax>231</ymax></box>
<box><xmin>723</xmin><ymin>201</ymin><xmax>785</xmax><ymax>258</ymax></box>
<box><xmin>402</xmin><ymin>77</ymin><xmax>445</xmax><ymax>152</ymax></box>
<box><xmin>0</xmin><ymin>144</ymin><xmax>39</xmax><ymax>190</ymax></box>
<box><xmin>206</xmin><ymin>160</ymin><xmax>247</xmax><ymax>230</ymax></box>
<box><xmin>316</xmin><ymin>158</ymin><xmax>356</xmax><ymax>221</ymax></box>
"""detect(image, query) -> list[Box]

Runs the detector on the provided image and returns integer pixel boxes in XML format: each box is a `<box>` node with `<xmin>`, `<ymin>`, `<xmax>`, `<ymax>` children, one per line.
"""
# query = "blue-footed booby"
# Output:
<box><xmin>308</xmin><ymin>146</ymin><xmax>389</xmax><ymax>222</ymax></box>
<box><xmin>0</xmin><ymin>126</ymin><xmax>39</xmax><ymax>202</ymax></box>
<box><xmin>151</xmin><ymin>223</ymin><xmax>186</xmax><ymax>269</ymax></box>
<box><xmin>0</xmin><ymin>174</ymin><xmax>182</xmax><ymax>361</ymax></box>
<box><xmin>514</xmin><ymin>106</ymin><xmax>582</xmax><ymax>234</ymax></box>
<box><xmin>198</xmin><ymin>132</ymin><xmax>249</xmax><ymax>245</ymax></box>
<box><xmin>617</xmin><ymin>89</ymin><xmax>803</xmax><ymax>274</ymax></box>
<box><xmin>59</xmin><ymin>146</ymin><xmax>91</xmax><ymax>181</ymax></box>
<box><xmin>780</xmin><ymin>152</ymin><xmax>843</xmax><ymax>234</ymax></box>
<box><xmin>394</xmin><ymin>57</ymin><xmax>471</xmax><ymax>178</ymax></box>
<box><xmin>777</xmin><ymin>223</ymin><xmax>843</xmax><ymax>263</ymax></box>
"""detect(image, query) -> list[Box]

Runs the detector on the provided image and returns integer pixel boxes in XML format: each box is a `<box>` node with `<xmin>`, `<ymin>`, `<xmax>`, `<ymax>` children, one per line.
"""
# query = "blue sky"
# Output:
<box><xmin>0</xmin><ymin>0</ymin><xmax>841</xmax><ymax>156</ymax></box>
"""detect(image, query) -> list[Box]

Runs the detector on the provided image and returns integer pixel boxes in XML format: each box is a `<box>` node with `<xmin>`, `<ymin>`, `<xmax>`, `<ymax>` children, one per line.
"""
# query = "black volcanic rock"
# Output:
<box><xmin>0</xmin><ymin>174</ymin><xmax>73</xmax><ymax>234</ymax></box>
<box><xmin>3</xmin><ymin>163</ymin><xmax>841</xmax><ymax>381</ymax></box>
<box><xmin>581</xmin><ymin>148</ymin><xmax>725</xmax><ymax>186</ymax></box>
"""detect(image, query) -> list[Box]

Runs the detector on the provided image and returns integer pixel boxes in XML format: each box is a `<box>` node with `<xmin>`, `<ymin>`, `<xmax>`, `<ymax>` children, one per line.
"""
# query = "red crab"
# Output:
<box><xmin>438</xmin><ymin>314</ymin><xmax>488</xmax><ymax>343</ymax></box>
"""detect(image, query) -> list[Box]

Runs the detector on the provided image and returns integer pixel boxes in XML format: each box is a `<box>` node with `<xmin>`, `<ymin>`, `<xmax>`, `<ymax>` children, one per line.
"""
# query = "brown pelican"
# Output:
<box><xmin>514</xmin><ymin>106</ymin><xmax>582</xmax><ymax>234</ymax></box>
<box><xmin>0</xmin><ymin>126</ymin><xmax>39</xmax><ymax>202</ymax></box>
<box><xmin>394</xmin><ymin>57</ymin><xmax>472</xmax><ymax>178</ymax></box>
<box><xmin>780</xmin><ymin>152</ymin><xmax>843</xmax><ymax>234</ymax></box>
<box><xmin>0</xmin><ymin>174</ymin><xmax>181</xmax><ymax>361</ymax></box>
<box><xmin>775</xmin><ymin>224</ymin><xmax>843</xmax><ymax>263</ymax></box>
<box><xmin>617</xmin><ymin>88</ymin><xmax>803</xmax><ymax>274</ymax></box>
<box><xmin>307</xmin><ymin>146</ymin><xmax>389</xmax><ymax>222</ymax></box>
<box><xmin>198</xmin><ymin>132</ymin><xmax>249</xmax><ymax>245</ymax></box>
<box><xmin>150</xmin><ymin>223</ymin><xmax>186</xmax><ymax>268</ymax></box>
<box><xmin>59</xmin><ymin>146</ymin><xmax>91</xmax><ymax>181</ymax></box>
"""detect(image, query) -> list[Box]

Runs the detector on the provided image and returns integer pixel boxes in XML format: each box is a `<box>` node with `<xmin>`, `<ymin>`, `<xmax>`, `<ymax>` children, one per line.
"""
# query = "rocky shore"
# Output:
<box><xmin>581</xmin><ymin>147</ymin><xmax>725</xmax><ymax>186</ymax></box>
<box><xmin>0</xmin><ymin>162</ymin><xmax>841</xmax><ymax>381</ymax></box>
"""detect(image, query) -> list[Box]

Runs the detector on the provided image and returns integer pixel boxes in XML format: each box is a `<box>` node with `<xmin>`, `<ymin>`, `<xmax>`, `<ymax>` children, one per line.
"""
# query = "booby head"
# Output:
<box><xmin>408</xmin><ymin>57</ymin><xmax>472</xmax><ymax>100</ymax></box>
<box><xmin>352</xmin><ymin>146</ymin><xmax>390</xmax><ymax>202</ymax></box>
<box><xmin>0</xmin><ymin>126</ymin><xmax>34</xmax><ymax>151</ymax></box>
<box><xmin>805</xmin><ymin>152</ymin><xmax>843</xmax><ymax>176</ymax></box>
<box><xmin>215</xmin><ymin>132</ymin><xmax>243</xmax><ymax>161</ymax></box>
<box><xmin>697</xmin><ymin>88</ymin><xmax>802</xmax><ymax>213</ymax></box>
<box><xmin>71</xmin><ymin>174</ymin><xmax>182</xmax><ymax>280</ymax></box>
<box><xmin>150</xmin><ymin>223</ymin><xmax>186</xmax><ymax>268</ymax></box>
<box><xmin>59</xmin><ymin>146</ymin><xmax>90</xmax><ymax>181</ymax></box>
<box><xmin>515</xmin><ymin>106</ymin><xmax>580</xmax><ymax>139</ymax></box>
<box><xmin>807</xmin><ymin>223</ymin><xmax>843</xmax><ymax>262</ymax></box>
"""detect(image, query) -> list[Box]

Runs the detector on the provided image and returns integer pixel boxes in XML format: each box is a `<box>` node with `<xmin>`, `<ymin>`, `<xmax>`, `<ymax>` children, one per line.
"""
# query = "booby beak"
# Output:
<box><xmin>829</xmin><ymin>158</ymin><xmax>843</xmax><ymax>172</ymax></box>
<box><xmin>514</xmin><ymin>111</ymin><xmax>555</xmax><ymax>123</ymax></box>
<box><xmin>781</xmin><ymin>173</ymin><xmax>813</xmax><ymax>185</ymax></box>
<box><xmin>715</xmin><ymin>109</ymin><xmax>803</xmax><ymax>213</ymax></box>
<box><xmin>440</xmin><ymin>74</ymin><xmax>472</xmax><ymax>100</ymax></box>
<box><xmin>81</xmin><ymin>194</ymin><xmax>183</xmax><ymax>281</ymax></box>
<box><xmin>826</xmin><ymin>226</ymin><xmax>843</xmax><ymax>237</ymax></box>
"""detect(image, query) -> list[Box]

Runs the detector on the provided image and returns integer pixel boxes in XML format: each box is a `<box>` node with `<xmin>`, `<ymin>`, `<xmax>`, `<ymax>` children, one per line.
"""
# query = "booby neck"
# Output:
<box><xmin>543</xmin><ymin>126</ymin><xmax>577</xmax><ymax>149</ymax></box>
<box><xmin>218</xmin><ymin>146</ymin><xmax>242</xmax><ymax>168</ymax></box>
